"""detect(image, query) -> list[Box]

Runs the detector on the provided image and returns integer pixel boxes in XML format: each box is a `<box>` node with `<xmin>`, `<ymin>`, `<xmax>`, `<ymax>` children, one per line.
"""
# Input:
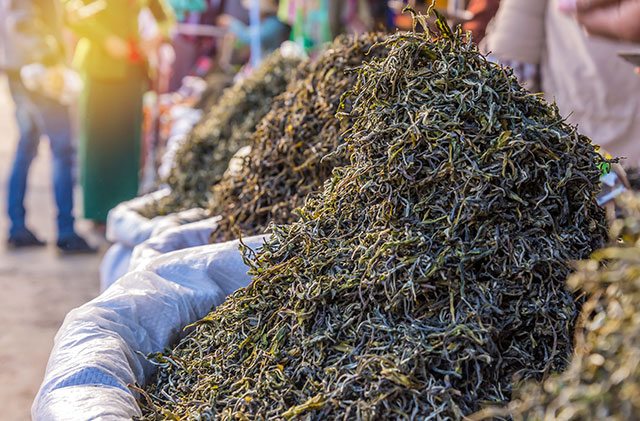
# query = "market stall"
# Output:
<box><xmin>23</xmin><ymin>0</ymin><xmax>640</xmax><ymax>416</ymax></box>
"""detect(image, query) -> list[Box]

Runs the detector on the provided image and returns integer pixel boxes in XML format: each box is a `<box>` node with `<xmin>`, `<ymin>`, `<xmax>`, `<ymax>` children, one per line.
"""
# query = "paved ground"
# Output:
<box><xmin>0</xmin><ymin>77</ymin><xmax>105</xmax><ymax>420</ymax></box>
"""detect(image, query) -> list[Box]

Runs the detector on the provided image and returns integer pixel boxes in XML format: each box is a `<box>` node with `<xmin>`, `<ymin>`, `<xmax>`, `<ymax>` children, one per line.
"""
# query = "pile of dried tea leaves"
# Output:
<box><xmin>141</xmin><ymin>48</ymin><xmax>304</xmax><ymax>217</ymax></box>
<box><xmin>194</xmin><ymin>70</ymin><xmax>234</xmax><ymax>111</ymax></box>
<box><xmin>208</xmin><ymin>32</ymin><xmax>386</xmax><ymax>243</ymax></box>
<box><xmin>139</xmin><ymin>16</ymin><xmax>607</xmax><ymax>419</ymax></box>
<box><xmin>475</xmin><ymin>193</ymin><xmax>640</xmax><ymax>421</ymax></box>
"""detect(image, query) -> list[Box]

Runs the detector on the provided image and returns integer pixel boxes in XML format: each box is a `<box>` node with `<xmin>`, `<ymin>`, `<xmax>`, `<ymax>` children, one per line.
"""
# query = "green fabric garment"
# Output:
<box><xmin>65</xmin><ymin>0</ymin><xmax>173</xmax><ymax>220</ymax></box>
<box><xmin>63</xmin><ymin>0</ymin><xmax>175</xmax><ymax>80</ymax></box>
<box><xmin>281</xmin><ymin>0</ymin><xmax>331</xmax><ymax>53</ymax></box>
<box><xmin>168</xmin><ymin>0</ymin><xmax>206</xmax><ymax>20</ymax></box>
<box><xmin>78</xmin><ymin>65</ymin><xmax>144</xmax><ymax>222</ymax></box>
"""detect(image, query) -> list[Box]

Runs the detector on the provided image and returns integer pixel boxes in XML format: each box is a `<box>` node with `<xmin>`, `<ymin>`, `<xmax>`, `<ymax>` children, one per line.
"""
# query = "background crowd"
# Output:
<box><xmin>0</xmin><ymin>0</ymin><xmax>638</xmax><ymax>253</ymax></box>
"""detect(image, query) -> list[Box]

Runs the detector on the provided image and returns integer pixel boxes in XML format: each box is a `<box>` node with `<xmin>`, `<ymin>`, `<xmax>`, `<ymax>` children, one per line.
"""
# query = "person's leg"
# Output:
<box><xmin>6</xmin><ymin>79</ymin><xmax>42</xmax><ymax>238</ymax></box>
<box><xmin>36</xmin><ymin>96</ymin><xmax>76</xmax><ymax>240</ymax></box>
<box><xmin>36</xmin><ymin>93</ymin><xmax>96</xmax><ymax>254</ymax></box>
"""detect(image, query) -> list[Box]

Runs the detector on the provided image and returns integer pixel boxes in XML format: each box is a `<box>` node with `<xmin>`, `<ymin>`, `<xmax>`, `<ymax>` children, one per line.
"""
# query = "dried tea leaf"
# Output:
<box><xmin>208</xmin><ymin>33</ymin><xmax>388</xmax><ymax>242</ymax></box>
<box><xmin>139</xmin><ymin>48</ymin><xmax>304</xmax><ymax>218</ymax></box>
<box><xmin>476</xmin><ymin>193</ymin><xmax>640</xmax><ymax>421</ymax></box>
<box><xmin>139</xmin><ymin>17</ymin><xmax>607</xmax><ymax>420</ymax></box>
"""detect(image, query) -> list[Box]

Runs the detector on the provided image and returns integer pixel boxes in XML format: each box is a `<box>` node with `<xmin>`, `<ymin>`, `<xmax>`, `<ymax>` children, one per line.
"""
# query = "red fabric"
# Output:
<box><xmin>463</xmin><ymin>0</ymin><xmax>501</xmax><ymax>43</ymax></box>
<box><xmin>128</xmin><ymin>39</ymin><xmax>142</xmax><ymax>63</ymax></box>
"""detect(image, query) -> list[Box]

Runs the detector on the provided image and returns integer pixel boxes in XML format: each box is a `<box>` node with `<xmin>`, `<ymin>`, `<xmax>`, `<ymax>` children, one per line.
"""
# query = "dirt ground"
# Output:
<box><xmin>0</xmin><ymin>77</ymin><xmax>104</xmax><ymax>419</ymax></box>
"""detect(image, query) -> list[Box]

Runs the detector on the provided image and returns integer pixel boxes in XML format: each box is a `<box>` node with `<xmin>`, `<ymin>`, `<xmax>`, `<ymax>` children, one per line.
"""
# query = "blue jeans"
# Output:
<box><xmin>6</xmin><ymin>78</ymin><xmax>75</xmax><ymax>239</ymax></box>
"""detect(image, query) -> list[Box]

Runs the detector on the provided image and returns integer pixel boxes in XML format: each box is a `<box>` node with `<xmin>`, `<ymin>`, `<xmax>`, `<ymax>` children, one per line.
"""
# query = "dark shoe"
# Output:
<box><xmin>7</xmin><ymin>228</ymin><xmax>46</xmax><ymax>249</ymax></box>
<box><xmin>57</xmin><ymin>233</ymin><xmax>98</xmax><ymax>255</ymax></box>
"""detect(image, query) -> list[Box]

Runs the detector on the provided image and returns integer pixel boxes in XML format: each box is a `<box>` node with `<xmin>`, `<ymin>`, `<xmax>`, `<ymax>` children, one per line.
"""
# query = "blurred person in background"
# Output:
<box><xmin>62</xmin><ymin>0</ymin><xmax>175</xmax><ymax>227</ymax></box>
<box><xmin>328</xmin><ymin>0</ymin><xmax>394</xmax><ymax>35</ymax></box>
<box><xmin>217</xmin><ymin>0</ymin><xmax>289</xmax><ymax>58</ymax></box>
<box><xmin>560</xmin><ymin>0</ymin><xmax>640</xmax><ymax>43</ymax></box>
<box><xmin>463</xmin><ymin>0</ymin><xmax>501</xmax><ymax>43</ymax></box>
<box><xmin>279</xmin><ymin>0</ymin><xmax>332</xmax><ymax>53</ymax></box>
<box><xmin>0</xmin><ymin>0</ymin><xmax>96</xmax><ymax>253</ymax></box>
<box><xmin>561</xmin><ymin>0</ymin><xmax>640</xmax><ymax>74</ymax></box>
<box><xmin>167</xmin><ymin>0</ymin><xmax>226</xmax><ymax>91</ymax></box>
<box><xmin>483</xmin><ymin>0</ymin><xmax>640</xmax><ymax>166</ymax></box>
<box><xmin>366</xmin><ymin>0</ymin><xmax>394</xmax><ymax>31</ymax></box>
<box><xmin>331</xmin><ymin>0</ymin><xmax>373</xmax><ymax>35</ymax></box>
